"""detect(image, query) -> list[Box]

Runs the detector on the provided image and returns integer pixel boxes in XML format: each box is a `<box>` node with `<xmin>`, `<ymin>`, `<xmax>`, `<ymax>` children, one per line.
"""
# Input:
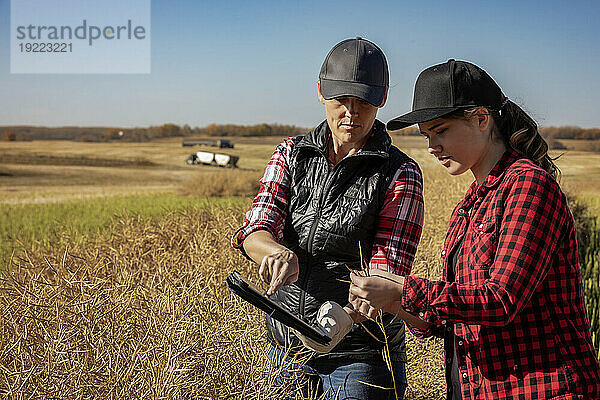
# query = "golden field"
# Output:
<box><xmin>1</xmin><ymin>135</ymin><xmax>599</xmax><ymax>399</ymax></box>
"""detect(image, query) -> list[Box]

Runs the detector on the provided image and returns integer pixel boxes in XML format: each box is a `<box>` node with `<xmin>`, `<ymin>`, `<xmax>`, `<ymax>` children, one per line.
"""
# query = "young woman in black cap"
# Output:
<box><xmin>231</xmin><ymin>38</ymin><xmax>424</xmax><ymax>398</ymax></box>
<box><xmin>348</xmin><ymin>59</ymin><xmax>600</xmax><ymax>399</ymax></box>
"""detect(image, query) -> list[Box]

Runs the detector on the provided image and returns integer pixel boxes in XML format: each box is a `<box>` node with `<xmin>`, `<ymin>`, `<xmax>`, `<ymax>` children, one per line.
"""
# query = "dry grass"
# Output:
<box><xmin>0</xmin><ymin>153</ymin><xmax>156</xmax><ymax>167</ymax></box>
<box><xmin>0</xmin><ymin>169</ymin><xmax>465</xmax><ymax>399</ymax></box>
<box><xmin>0</xmin><ymin>208</ymin><xmax>300</xmax><ymax>398</ymax></box>
<box><xmin>0</xmin><ymin>139</ymin><xmax>187</xmax><ymax>166</ymax></box>
<box><xmin>0</xmin><ymin>138</ymin><xmax>267</xmax><ymax>203</ymax></box>
<box><xmin>178</xmin><ymin>169</ymin><xmax>262</xmax><ymax>198</ymax></box>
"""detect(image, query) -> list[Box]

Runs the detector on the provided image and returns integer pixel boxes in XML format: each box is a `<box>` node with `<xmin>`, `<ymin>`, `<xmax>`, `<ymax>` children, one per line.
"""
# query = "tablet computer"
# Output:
<box><xmin>226</xmin><ymin>270</ymin><xmax>331</xmax><ymax>346</ymax></box>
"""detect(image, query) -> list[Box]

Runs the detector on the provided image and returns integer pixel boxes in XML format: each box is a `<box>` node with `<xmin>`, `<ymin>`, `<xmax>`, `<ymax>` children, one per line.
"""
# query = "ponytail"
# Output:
<box><xmin>454</xmin><ymin>101</ymin><xmax>560</xmax><ymax>180</ymax></box>
<box><xmin>493</xmin><ymin>100</ymin><xmax>559</xmax><ymax>180</ymax></box>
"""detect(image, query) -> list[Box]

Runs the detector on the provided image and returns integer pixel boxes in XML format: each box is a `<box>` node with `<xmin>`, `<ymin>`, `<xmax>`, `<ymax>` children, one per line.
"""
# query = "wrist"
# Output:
<box><xmin>270</xmin><ymin>246</ymin><xmax>293</xmax><ymax>258</ymax></box>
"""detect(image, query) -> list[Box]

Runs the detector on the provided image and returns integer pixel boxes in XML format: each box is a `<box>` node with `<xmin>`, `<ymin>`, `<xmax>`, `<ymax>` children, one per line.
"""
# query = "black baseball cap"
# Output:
<box><xmin>387</xmin><ymin>59</ymin><xmax>504</xmax><ymax>131</ymax></box>
<box><xmin>319</xmin><ymin>37</ymin><xmax>389</xmax><ymax>107</ymax></box>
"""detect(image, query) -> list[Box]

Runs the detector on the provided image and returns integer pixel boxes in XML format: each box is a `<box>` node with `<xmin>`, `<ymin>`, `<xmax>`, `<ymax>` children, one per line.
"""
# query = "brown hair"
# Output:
<box><xmin>451</xmin><ymin>101</ymin><xmax>560</xmax><ymax>180</ymax></box>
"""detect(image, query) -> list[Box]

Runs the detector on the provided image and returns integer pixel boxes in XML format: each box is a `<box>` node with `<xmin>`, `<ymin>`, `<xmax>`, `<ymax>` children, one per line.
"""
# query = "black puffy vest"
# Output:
<box><xmin>266</xmin><ymin>119</ymin><xmax>417</xmax><ymax>362</ymax></box>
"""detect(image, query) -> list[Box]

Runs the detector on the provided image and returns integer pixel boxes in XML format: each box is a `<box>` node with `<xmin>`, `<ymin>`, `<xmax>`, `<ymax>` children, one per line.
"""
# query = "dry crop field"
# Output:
<box><xmin>0</xmin><ymin>138</ymin><xmax>273</xmax><ymax>204</ymax></box>
<box><xmin>0</xmin><ymin>136</ymin><xmax>599</xmax><ymax>399</ymax></box>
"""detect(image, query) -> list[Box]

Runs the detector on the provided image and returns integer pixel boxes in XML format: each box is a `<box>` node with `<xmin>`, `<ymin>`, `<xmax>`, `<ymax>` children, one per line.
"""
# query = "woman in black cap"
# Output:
<box><xmin>231</xmin><ymin>38</ymin><xmax>424</xmax><ymax>398</ymax></box>
<box><xmin>348</xmin><ymin>59</ymin><xmax>600</xmax><ymax>399</ymax></box>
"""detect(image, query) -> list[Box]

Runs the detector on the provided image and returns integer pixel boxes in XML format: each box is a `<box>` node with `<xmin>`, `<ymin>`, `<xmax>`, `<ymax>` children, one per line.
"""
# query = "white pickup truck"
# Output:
<box><xmin>185</xmin><ymin>151</ymin><xmax>239</xmax><ymax>168</ymax></box>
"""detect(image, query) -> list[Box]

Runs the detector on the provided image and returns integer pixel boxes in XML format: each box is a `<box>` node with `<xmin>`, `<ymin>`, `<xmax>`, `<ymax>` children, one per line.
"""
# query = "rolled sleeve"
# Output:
<box><xmin>230</xmin><ymin>138</ymin><xmax>295</xmax><ymax>257</ymax></box>
<box><xmin>369</xmin><ymin>161</ymin><xmax>424</xmax><ymax>276</ymax></box>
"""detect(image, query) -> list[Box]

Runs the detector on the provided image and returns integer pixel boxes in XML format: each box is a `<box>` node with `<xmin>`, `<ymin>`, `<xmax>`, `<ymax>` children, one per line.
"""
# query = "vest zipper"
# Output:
<box><xmin>296</xmin><ymin>151</ymin><xmax>384</xmax><ymax>319</ymax></box>
<box><xmin>299</xmin><ymin>158</ymin><xmax>338</xmax><ymax>318</ymax></box>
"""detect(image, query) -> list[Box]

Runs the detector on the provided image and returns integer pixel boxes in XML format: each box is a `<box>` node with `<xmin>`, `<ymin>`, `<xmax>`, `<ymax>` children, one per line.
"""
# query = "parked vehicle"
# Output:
<box><xmin>217</xmin><ymin>139</ymin><xmax>234</xmax><ymax>148</ymax></box>
<box><xmin>185</xmin><ymin>151</ymin><xmax>239</xmax><ymax>168</ymax></box>
<box><xmin>182</xmin><ymin>139</ymin><xmax>234</xmax><ymax>148</ymax></box>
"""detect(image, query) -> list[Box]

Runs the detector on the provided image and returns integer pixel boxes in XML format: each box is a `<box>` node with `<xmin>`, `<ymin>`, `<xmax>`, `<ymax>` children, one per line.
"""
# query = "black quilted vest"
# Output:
<box><xmin>266</xmin><ymin>119</ymin><xmax>417</xmax><ymax>362</ymax></box>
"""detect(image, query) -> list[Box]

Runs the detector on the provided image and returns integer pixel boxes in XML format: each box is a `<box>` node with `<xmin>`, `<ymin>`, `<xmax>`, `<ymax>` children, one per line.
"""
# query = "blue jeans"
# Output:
<box><xmin>267</xmin><ymin>345</ymin><xmax>407</xmax><ymax>400</ymax></box>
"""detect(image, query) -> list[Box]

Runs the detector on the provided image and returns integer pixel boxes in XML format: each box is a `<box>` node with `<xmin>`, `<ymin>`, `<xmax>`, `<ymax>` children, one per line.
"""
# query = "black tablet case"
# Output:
<box><xmin>226</xmin><ymin>271</ymin><xmax>331</xmax><ymax>346</ymax></box>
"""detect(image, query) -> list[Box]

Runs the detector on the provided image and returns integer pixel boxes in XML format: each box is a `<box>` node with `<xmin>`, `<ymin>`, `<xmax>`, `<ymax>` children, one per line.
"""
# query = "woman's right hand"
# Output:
<box><xmin>242</xmin><ymin>230</ymin><xmax>300</xmax><ymax>296</ymax></box>
<box><xmin>349</xmin><ymin>269</ymin><xmax>405</xmax><ymax>316</ymax></box>
<box><xmin>349</xmin><ymin>269</ymin><xmax>431</xmax><ymax>329</ymax></box>
<box><xmin>259</xmin><ymin>248</ymin><xmax>299</xmax><ymax>296</ymax></box>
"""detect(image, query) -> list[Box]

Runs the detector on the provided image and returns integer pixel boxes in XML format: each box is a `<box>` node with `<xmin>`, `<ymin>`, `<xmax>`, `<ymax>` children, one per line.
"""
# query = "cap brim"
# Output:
<box><xmin>386</xmin><ymin>107</ymin><xmax>462</xmax><ymax>131</ymax></box>
<box><xmin>320</xmin><ymin>78</ymin><xmax>386</xmax><ymax>107</ymax></box>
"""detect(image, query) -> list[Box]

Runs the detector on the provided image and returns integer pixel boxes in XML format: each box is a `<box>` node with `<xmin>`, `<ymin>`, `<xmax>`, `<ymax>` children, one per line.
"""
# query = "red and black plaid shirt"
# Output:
<box><xmin>231</xmin><ymin>136</ymin><xmax>424</xmax><ymax>276</ymax></box>
<box><xmin>403</xmin><ymin>150</ymin><xmax>600</xmax><ymax>399</ymax></box>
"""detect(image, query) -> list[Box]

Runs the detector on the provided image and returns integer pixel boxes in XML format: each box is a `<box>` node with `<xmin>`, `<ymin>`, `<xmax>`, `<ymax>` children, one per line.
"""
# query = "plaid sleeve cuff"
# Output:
<box><xmin>405</xmin><ymin>322</ymin><xmax>444</xmax><ymax>339</ymax></box>
<box><xmin>230</xmin><ymin>224</ymin><xmax>278</xmax><ymax>260</ymax></box>
<box><xmin>402</xmin><ymin>275</ymin><xmax>441</xmax><ymax>326</ymax></box>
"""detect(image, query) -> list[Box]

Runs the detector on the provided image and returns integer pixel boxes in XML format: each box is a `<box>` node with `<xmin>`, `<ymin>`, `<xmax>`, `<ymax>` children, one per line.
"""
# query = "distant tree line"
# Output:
<box><xmin>392</xmin><ymin>126</ymin><xmax>420</xmax><ymax>136</ymax></box>
<box><xmin>1</xmin><ymin>128</ymin><xmax>15</xmax><ymax>141</ymax></box>
<box><xmin>2</xmin><ymin>123</ymin><xmax>599</xmax><ymax>148</ymax></box>
<box><xmin>0</xmin><ymin>123</ymin><xmax>308</xmax><ymax>142</ymax></box>
<box><xmin>197</xmin><ymin>123</ymin><xmax>307</xmax><ymax>137</ymax></box>
<box><xmin>390</xmin><ymin>125</ymin><xmax>600</xmax><ymax>151</ymax></box>
<box><xmin>391</xmin><ymin>125</ymin><xmax>600</xmax><ymax>140</ymax></box>
<box><xmin>539</xmin><ymin>126</ymin><xmax>600</xmax><ymax>140</ymax></box>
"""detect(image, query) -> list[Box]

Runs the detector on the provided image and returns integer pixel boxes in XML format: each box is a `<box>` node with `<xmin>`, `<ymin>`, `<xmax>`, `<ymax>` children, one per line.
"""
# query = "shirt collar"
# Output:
<box><xmin>461</xmin><ymin>149</ymin><xmax>522</xmax><ymax>206</ymax></box>
<box><xmin>482</xmin><ymin>149</ymin><xmax>521</xmax><ymax>188</ymax></box>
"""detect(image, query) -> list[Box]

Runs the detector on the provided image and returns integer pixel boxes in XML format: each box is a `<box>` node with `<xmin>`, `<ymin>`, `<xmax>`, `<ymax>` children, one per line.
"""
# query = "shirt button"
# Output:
<box><xmin>441</xmin><ymin>250</ymin><xmax>446</xmax><ymax>256</ymax></box>
<box><xmin>441</xmin><ymin>320</ymin><xmax>447</xmax><ymax>325</ymax></box>
<box><xmin>458</xmin><ymin>208</ymin><xmax>465</xmax><ymax>214</ymax></box>
<box><xmin>458</xmin><ymin>340</ymin><xmax>463</xmax><ymax>346</ymax></box>
<box><xmin>462</xmin><ymin>372</ymin><xmax>468</xmax><ymax>379</ymax></box>
<box><xmin>478</xmin><ymin>223</ymin><xmax>484</xmax><ymax>229</ymax></box>
<box><xmin>418</xmin><ymin>312</ymin><xmax>424</xmax><ymax>318</ymax></box>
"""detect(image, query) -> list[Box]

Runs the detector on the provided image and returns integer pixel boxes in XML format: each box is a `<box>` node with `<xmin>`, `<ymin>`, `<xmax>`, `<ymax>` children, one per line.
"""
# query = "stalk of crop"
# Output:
<box><xmin>349</xmin><ymin>242</ymin><xmax>399</xmax><ymax>399</ymax></box>
<box><xmin>580</xmin><ymin>216</ymin><xmax>600</xmax><ymax>354</ymax></box>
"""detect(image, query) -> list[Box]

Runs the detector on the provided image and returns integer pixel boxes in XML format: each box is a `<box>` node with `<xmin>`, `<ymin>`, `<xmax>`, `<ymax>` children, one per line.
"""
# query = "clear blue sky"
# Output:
<box><xmin>1</xmin><ymin>0</ymin><xmax>599</xmax><ymax>128</ymax></box>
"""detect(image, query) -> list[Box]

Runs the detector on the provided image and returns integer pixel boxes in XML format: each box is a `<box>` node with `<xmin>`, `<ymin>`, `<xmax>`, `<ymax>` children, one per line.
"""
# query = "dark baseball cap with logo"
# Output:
<box><xmin>387</xmin><ymin>59</ymin><xmax>504</xmax><ymax>131</ymax></box>
<box><xmin>319</xmin><ymin>37</ymin><xmax>389</xmax><ymax>107</ymax></box>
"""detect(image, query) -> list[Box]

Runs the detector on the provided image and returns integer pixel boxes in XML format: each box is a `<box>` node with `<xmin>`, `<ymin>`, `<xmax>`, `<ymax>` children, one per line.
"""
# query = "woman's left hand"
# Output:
<box><xmin>349</xmin><ymin>269</ymin><xmax>404</xmax><ymax>318</ymax></box>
